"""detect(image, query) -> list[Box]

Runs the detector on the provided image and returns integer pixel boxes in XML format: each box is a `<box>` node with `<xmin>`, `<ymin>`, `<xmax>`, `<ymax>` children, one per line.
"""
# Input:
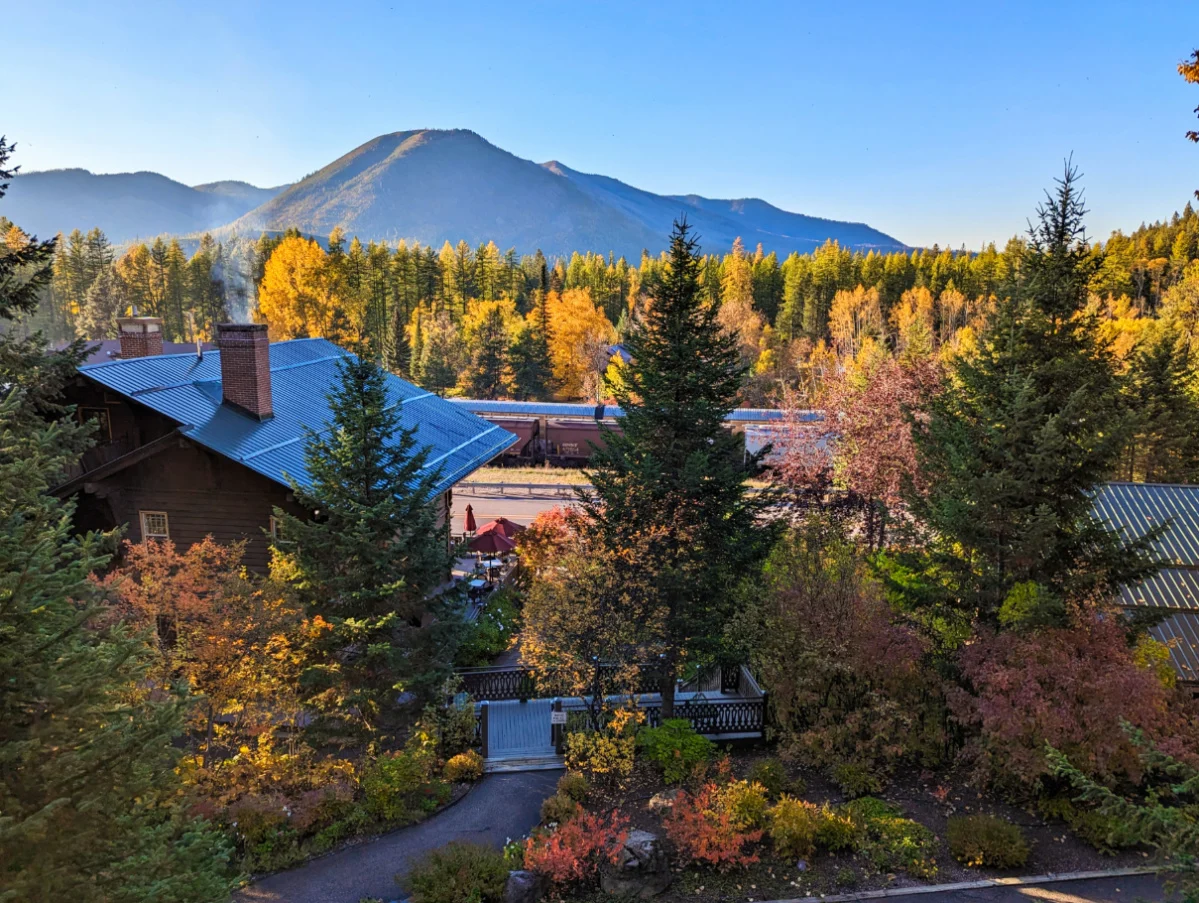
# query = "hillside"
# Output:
<box><xmin>543</xmin><ymin>160</ymin><xmax>902</xmax><ymax>254</ymax></box>
<box><xmin>2</xmin><ymin>169</ymin><xmax>284</xmax><ymax>243</ymax></box>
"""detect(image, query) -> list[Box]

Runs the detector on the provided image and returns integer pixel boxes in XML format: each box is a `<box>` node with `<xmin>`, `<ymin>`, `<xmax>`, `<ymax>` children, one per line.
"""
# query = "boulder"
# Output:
<box><xmin>505</xmin><ymin>870</ymin><xmax>548</xmax><ymax>903</ymax></box>
<box><xmin>646</xmin><ymin>789</ymin><xmax>681</xmax><ymax>813</ymax></box>
<box><xmin>600</xmin><ymin>830</ymin><xmax>672</xmax><ymax>898</ymax></box>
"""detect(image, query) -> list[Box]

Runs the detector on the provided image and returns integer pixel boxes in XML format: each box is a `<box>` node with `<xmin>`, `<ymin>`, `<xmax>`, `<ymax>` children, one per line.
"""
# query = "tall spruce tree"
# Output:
<box><xmin>274</xmin><ymin>351</ymin><xmax>460</xmax><ymax>733</ymax></box>
<box><xmin>905</xmin><ymin>164</ymin><xmax>1159</xmax><ymax>628</ymax></box>
<box><xmin>582</xmin><ymin>220</ymin><xmax>776</xmax><ymax>717</ymax></box>
<box><xmin>0</xmin><ymin>137</ymin><xmax>233</xmax><ymax>903</ymax></box>
<box><xmin>1122</xmin><ymin>328</ymin><xmax>1199</xmax><ymax>483</ymax></box>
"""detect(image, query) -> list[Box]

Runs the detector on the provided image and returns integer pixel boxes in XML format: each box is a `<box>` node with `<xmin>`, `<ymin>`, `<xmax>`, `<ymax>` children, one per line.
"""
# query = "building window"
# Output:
<box><xmin>139</xmin><ymin>510</ymin><xmax>170</xmax><ymax>541</ymax></box>
<box><xmin>269</xmin><ymin>515</ymin><xmax>291</xmax><ymax>544</ymax></box>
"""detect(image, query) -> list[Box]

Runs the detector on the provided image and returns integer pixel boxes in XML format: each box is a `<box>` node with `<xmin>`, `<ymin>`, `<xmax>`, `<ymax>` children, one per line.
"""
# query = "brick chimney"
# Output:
<box><xmin>217</xmin><ymin>323</ymin><xmax>273</xmax><ymax>420</ymax></box>
<box><xmin>117</xmin><ymin>317</ymin><xmax>164</xmax><ymax>358</ymax></box>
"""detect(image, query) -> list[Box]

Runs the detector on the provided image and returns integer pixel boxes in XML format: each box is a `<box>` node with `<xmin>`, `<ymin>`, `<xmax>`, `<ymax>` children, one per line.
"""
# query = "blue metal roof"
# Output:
<box><xmin>1093</xmin><ymin>482</ymin><xmax>1199</xmax><ymax>568</ymax></box>
<box><xmin>448</xmin><ymin>398</ymin><xmax>809</xmax><ymax>423</ymax></box>
<box><xmin>79</xmin><ymin>338</ymin><xmax>517</xmax><ymax>496</ymax></box>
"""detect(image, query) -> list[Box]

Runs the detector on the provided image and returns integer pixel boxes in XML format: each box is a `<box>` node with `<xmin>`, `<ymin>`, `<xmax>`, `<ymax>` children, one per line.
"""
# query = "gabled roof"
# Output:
<box><xmin>79</xmin><ymin>338</ymin><xmax>517</xmax><ymax>496</ymax></box>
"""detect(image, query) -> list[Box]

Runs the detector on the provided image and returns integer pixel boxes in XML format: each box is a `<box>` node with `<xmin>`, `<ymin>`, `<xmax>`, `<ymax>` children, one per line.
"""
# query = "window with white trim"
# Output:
<box><xmin>139</xmin><ymin>510</ymin><xmax>170</xmax><ymax>541</ymax></box>
<box><xmin>269</xmin><ymin>515</ymin><xmax>292</xmax><ymax>544</ymax></box>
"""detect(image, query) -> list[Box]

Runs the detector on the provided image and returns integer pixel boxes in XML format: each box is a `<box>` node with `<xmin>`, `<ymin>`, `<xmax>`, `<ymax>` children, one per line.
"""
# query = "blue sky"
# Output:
<box><xmin>6</xmin><ymin>0</ymin><xmax>1199</xmax><ymax>249</ymax></box>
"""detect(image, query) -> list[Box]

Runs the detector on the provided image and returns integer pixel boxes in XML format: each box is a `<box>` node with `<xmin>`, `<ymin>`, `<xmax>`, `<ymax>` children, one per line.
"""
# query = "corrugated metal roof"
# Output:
<box><xmin>448</xmin><ymin>398</ymin><xmax>810</xmax><ymax>423</ymax></box>
<box><xmin>1118</xmin><ymin>567</ymin><xmax>1199</xmax><ymax>611</ymax></box>
<box><xmin>1093</xmin><ymin>482</ymin><xmax>1199</xmax><ymax>566</ymax></box>
<box><xmin>1150</xmin><ymin>611</ymin><xmax>1199</xmax><ymax>684</ymax></box>
<box><xmin>79</xmin><ymin>338</ymin><xmax>516</xmax><ymax>497</ymax></box>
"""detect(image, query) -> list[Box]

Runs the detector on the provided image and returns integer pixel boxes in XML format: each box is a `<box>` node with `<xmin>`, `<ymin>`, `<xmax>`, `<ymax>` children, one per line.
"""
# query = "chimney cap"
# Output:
<box><xmin>118</xmin><ymin>316</ymin><xmax>163</xmax><ymax>333</ymax></box>
<box><xmin>217</xmin><ymin>322</ymin><xmax>268</xmax><ymax>336</ymax></box>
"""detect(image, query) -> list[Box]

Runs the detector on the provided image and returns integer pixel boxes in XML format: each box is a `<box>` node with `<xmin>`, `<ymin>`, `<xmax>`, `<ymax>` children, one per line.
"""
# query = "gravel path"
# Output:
<box><xmin>235</xmin><ymin>771</ymin><xmax>558</xmax><ymax>903</ymax></box>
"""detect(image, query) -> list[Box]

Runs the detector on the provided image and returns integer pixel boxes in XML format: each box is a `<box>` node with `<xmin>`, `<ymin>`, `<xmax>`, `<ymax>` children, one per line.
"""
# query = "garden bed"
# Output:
<box><xmin>551</xmin><ymin>749</ymin><xmax>1151</xmax><ymax>903</ymax></box>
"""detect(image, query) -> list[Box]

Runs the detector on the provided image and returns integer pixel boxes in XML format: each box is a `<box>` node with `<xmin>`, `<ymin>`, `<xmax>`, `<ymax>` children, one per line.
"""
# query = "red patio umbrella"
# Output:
<box><xmin>476</xmin><ymin>516</ymin><xmax>527</xmax><ymax>538</ymax></box>
<box><xmin>463</xmin><ymin>504</ymin><xmax>477</xmax><ymax>534</ymax></box>
<box><xmin>467</xmin><ymin>530</ymin><xmax>517</xmax><ymax>554</ymax></box>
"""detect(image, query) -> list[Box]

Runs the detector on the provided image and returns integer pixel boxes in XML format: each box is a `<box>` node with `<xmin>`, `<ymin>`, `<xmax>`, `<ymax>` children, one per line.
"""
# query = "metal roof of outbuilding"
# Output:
<box><xmin>1151</xmin><ymin>611</ymin><xmax>1199</xmax><ymax>683</ymax></box>
<box><xmin>447</xmin><ymin>398</ymin><xmax>811</xmax><ymax>423</ymax></box>
<box><xmin>79</xmin><ymin>338</ymin><xmax>516</xmax><ymax>496</ymax></box>
<box><xmin>1094</xmin><ymin>482</ymin><xmax>1199</xmax><ymax>567</ymax></box>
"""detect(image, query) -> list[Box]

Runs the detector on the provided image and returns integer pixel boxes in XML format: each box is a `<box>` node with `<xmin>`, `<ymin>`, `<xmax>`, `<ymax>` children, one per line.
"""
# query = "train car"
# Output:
<box><xmin>543</xmin><ymin>419</ymin><xmax>624</xmax><ymax>466</ymax></box>
<box><xmin>486</xmin><ymin>418</ymin><xmax>539</xmax><ymax>458</ymax></box>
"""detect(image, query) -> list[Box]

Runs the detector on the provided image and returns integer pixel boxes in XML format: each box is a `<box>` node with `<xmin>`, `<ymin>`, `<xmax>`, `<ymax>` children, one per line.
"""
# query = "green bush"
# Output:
<box><xmin>557</xmin><ymin>772</ymin><xmax>589</xmax><ymax>803</ymax></box>
<box><xmin>829</xmin><ymin>762</ymin><xmax>884</xmax><ymax>798</ymax></box>
<box><xmin>456</xmin><ymin>588</ymin><xmax>522</xmax><ymax>667</ymax></box>
<box><xmin>860</xmin><ymin>816</ymin><xmax>938</xmax><ymax>878</ymax></box>
<box><xmin>712</xmin><ymin>779</ymin><xmax>770</xmax><ymax>830</ymax></box>
<box><xmin>637</xmin><ymin>719</ymin><xmax>714</xmax><ymax>783</ymax></box>
<box><xmin>1037</xmin><ymin>795</ymin><xmax>1135</xmax><ymax>854</ymax></box>
<box><xmin>444</xmin><ymin>750</ymin><xmax>484</xmax><ymax>783</ymax></box>
<box><xmin>403</xmin><ymin>842</ymin><xmax>509</xmax><ymax>903</ymax></box>
<box><xmin>841</xmin><ymin>796</ymin><xmax>900</xmax><ymax>824</ymax></box>
<box><xmin>947</xmin><ymin>815</ymin><xmax>1030</xmax><ymax>869</ymax></box>
<box><xmin>360</xmin><ymin>749</ymin><xmax>435</xmax><ymax>823</ymax></box>
<box><xmin>835</xmin><ymin>866</ymin><xmax>859</xmax><ymax>887</ymax></box>
<box><xmin>747</xmin><ymin>758</ymin><xmax>793</xmax><ymax>799</ymax></box>
<box><xmin>540</xmin><ymin>792</ymin><xmax>581</xmax><ymax>825</ymax></box>
<box><xmin>767</xmin><ymin>795</ymin><xmax>821</xmax><ymax>858</ymax></box>
<box><xmin>564</xmin><ymin>730</ymin><xmax>635</xmax><ymax>785</ymax></box>
<box><xmin>814</xmin><ymin>803</ymin><xmax>859</xmax><ymax>851</ymax></box>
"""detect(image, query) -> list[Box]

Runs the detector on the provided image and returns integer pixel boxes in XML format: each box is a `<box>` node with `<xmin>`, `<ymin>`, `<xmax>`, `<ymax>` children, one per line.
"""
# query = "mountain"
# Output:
<box><xmin>231</xmin><ymin>130</ymin><xmax>903</xmax><ymax>257</ymax></box>
<box><xmin>4</xmin><ymin>130</ymin><xmax>904</xmax><ymax>256</ymax></box>
<box><xmin>542</xmin><ymin>160</ymin><xmax>900</xmax><ymax>255</ymax></box>
<box><xmin>2</xmin><ymin>169</ymin><xmax>285</xmax><ymax>243</ymax></box>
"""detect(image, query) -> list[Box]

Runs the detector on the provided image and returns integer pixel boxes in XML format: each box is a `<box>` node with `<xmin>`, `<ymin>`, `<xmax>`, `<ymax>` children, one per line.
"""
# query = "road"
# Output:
<box><xmin>235</xmin><ymin>771</ymin><xmax>558</xmax><ymax>903</ymax></box>
<box><xmin>792</xmin><ymin>872</ymin><xmax>1174</xmax><ymax>903</ymax></box>
<box><xmin>450</xmin><ymin>487</ymin><xmax>578</xmax><ymax>535</ymax></box>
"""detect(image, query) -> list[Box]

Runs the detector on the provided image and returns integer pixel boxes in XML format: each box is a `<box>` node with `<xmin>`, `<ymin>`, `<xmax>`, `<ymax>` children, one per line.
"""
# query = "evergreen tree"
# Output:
<box><xmin>905</xmin><ymin>164</ymin><xmax>1158</xmax><ymax>628</ymax></box>
<box><xmin>1122</xmin><ymin>328</ymin><xmax>1199</xmax><ymax>483</ymax></box>
<box><xmin>0</xmin><ymin>137</ymin><xmax>233</xmax><ymax>903</ymax></box>
<box><xmin>582</xmin><ymin>220</ymin><xmax>777</xmax><ymax>717</ymax></box>
<box><xmin>460</xmin><ymin>300</ymin><xmax>513</xmax><ymax>398</ymax></box>
<box><xmin>273</xmin><ymin>352</ymin><xmax>461</xmax><ymax>732</ymax></box>
<box><xmin>76</xmin><ymin>264</ymin><xmax>126</xmax><ymax>338</ymax></box>
<box><xmin>509</xmin><ymin>317</ymin><xmax>554</xmax><ymax>400</ymax></box>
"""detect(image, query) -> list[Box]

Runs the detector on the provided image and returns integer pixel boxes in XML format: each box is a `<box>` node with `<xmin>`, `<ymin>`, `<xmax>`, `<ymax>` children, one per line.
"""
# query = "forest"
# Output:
<box><xmin>7</xmin><ymin>199</ymin><xmax>1199</xmax><ymax>413</ymax></box>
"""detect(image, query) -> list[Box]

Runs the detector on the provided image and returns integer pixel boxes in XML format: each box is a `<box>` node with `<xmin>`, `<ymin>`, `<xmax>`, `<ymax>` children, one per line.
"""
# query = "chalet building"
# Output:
<box><xmin>1094</xmin><ymin>482</ymin><xmax>1199</xmax><ymax>692</ymax></box>
<box><xmin>55</xmin><ymin>318</ymin><xmax>517</xmax><ymax>571</ymax></box>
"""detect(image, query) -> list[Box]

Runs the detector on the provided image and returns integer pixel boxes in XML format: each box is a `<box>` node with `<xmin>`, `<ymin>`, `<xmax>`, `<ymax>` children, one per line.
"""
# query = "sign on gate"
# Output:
<box><xmin>550</xmin><ymin>710</ymin><xmax>568</xmax><ymax>725</ymax></box>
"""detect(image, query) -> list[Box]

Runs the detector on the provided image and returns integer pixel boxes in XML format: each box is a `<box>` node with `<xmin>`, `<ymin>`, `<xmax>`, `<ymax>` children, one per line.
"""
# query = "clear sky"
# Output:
<box><xmin>6</xmin><ymin>0</ymin><xmax>1199</xmax><ymax>249</ymax></box>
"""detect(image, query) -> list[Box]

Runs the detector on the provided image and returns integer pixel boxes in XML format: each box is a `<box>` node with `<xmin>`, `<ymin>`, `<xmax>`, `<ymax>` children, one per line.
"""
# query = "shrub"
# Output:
<box><xmin>456</xmin><ymin>588</ymin><xmax>522</xmax><ymax>667</ymax></box>
<box><xmin>950</xmin><ymin>619</ymin><xmax>1199</xmax><ymax>796</ymax></box>
<box><xmin>747</xmin><ymin>758</ymin><xmax>792</xmax><ymax>799</ymax></box>
<box><xmin>1037</xmin><ymin>796</ymin><xmax>1134</xmax><ymax>854</ymax></box>
<box><xmin>835</xmin><ymin>866</ymin><xmax>859</xmax><ymax>887</ymax></box>
<box><xmin>767</xmin><ymin>795</ymin><xmax>820</xmax><ymax>859</ymax></box>
<box><xmin>227</xmin><ymin>793</ymin><xmax>290</xmax><ymax>846</ymax></box>
<box><xmin>564</xmin><ymin>731</ymin><xmax>635</xmax><ymax>785</ymax></box>
<box><xmin>814</xmin><ymin>803</ymin><xmax>859</xmax><ymax>852</ymax></box>
<box><xmin>860</xmin><ymin>816</ymin><xmax>938</xmax><ymax>878</ymax></box>
<box><xmin>403</xmin><ymin>842</ymin><xmax>509</xmax><ymax>903</ymax></box>
<box><xmin>947</xmin><ymin>815</ymin><xmax>1030</xmax><ymax>869</ymax></box>
<box><xmin>638</xmin><ymin>719</ymin><xmax>714</xmax><ymax>783</ymax></box>
<box><xmin>443</xmin><ymin>751</ymin><xmax>484</xmax><ymax>783</ymax></box>
<box><xmin>524</xmin><ymin>809</ymin><xmax>630</xmax><ymax>885</ymax></box>
<box><xmin>502</xmin><ymin>838</ymin><xmax>526</xmax><ymax>870</ymax></box>
<box><xmin>359</xmin><ymin>749</ymin><xmax>435</xmax><ymax>823</ymax></box>
<box><xmin>841</xmin><ymin>796</ymin><xmax>900</xmax><ymax>824</ymax></box>
<box><xmin>711</xmin><ymin>779</ymin><xmax>770</xmax><ymax>830</ymax></box>
<box><xmin>557</xmin><ymin>772</ymin><xmax>589</xmax><ymax>803</ymax></box>
<box><xmin>662</xmin><ymin>784</ymin><xmax>763</xmax><ymax>871</ymax></box>
<box><xmin>830</xmin><ymin>762</ymin><xmax>884</xmax><ymax>798</ymax></box>
<box><xmin>540</xmin><ymin>793</ymin><xmax>581</xmax><ymax>826</ymax></box>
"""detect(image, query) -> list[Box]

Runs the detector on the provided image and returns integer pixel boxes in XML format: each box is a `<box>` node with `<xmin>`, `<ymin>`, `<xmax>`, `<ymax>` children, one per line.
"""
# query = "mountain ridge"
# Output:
<box><xmin>3</xmin><ymin>129</ymin><xmax>905</xmax><ymax>256</ymax></box>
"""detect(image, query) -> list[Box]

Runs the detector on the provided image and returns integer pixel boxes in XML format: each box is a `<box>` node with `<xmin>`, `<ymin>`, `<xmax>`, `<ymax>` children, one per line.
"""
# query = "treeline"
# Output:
<box><xmin>8</xmin><ymin>202</ymin><xmax>1199</xmax><ymax>405</ymax></box>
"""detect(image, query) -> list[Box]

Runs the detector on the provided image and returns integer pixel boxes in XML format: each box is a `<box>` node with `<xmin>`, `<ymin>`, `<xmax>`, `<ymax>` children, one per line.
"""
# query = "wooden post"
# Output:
<box><xmin>480</xmin><ymin>701</ymin><xmax>490</xmax><ymax>759</ymax></box>
<box><xmin>551</xmin><ymin>698</ymin><xmax>564</xmax><ymax>754</ymax></box>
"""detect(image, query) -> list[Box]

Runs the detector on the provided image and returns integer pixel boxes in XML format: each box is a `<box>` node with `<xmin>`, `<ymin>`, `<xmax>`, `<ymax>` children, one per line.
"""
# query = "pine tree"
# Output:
<box><xmin>0</xmin><ymin>137</ymin><xmax>233</xmax><ymax>902</ymax></box>
<box><xmin>76</xmin><ymin>264</ymin><xmax>126</xmax><ymax>338</ymax></box>
<box><xmin>1123</xmin><ymin>328</ymin><xmax>1199</xmax><ymax>483</ymax></box>
<box><xmin>460</xmin><ymin>299</ymin><xmax>514</xmax><ymax>398</ymax></box>
<box><xmin>905</xmin><ymin>163</ymin><xmax>1158</xmax><ymax>628</ymax></box>
<box><xmin>273</xmin><ymin>352</ymin><xmax>461</xmax><ymax>732</ymax></box>
<box><xmin>582</xmin><ymin>220</ymin><xmax>777</xmax><ymax>717</ymax></box>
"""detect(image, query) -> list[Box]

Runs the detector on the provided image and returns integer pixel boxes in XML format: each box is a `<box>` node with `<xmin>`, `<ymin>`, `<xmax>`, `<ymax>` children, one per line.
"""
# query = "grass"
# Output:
<box><xmin>468</xmin><ymin>466</ymin><xmax>591</xmax><ymax>485</ymax></box>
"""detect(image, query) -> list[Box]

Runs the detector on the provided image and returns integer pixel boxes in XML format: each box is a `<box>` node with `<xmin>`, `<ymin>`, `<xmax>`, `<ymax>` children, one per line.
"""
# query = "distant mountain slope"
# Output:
<box><xmin>231</xmin><ymin>129</ymin><xmax>665</xmax><ymax>257</ymax></box>
<box><xmin>193</xmin><ymin>180</ymin><xmax>288</xmax><ymax>209</ymax></box>
<box><xmin>543</xmin><ymin>160</ymin><xmax>903</xmax><ymax>254</ymax></box>
<box><xmin>2</xmin><ymin>169</ymin><xmax>283</xmax><ymax>243</ymax></box>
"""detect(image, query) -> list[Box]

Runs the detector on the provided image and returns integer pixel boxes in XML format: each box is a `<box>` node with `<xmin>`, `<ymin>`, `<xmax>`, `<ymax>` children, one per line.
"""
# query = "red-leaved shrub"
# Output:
<box><xmin>524</xmin><ymin>808</ymin><xmax>629</xmax><ymax>885</ymax></box>
<box><xmin>951</xmin><ymin>617</ymin><xmax>1199</xmax><ymax>794</ymax></box>
<box><xmin>662</xmin><ymin>784</ymin><xmax>763</xmax><ymax>871</ymax></box>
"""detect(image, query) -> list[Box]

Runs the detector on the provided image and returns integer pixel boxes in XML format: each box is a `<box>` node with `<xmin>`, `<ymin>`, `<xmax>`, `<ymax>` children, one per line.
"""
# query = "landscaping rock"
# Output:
<box><xmin>600</xmin><ymin>830</ymin><xmax>672</xmax><ymax>898</ymax></box>
<box><xmin>505</xmin><ymin>870</ymin><xmax>548</xmax><ymax>903</ymax></box>
<box><xmin>646</xmin><ymin>789</ymin><xmax>681</xmax><ymax>813</ymax></box>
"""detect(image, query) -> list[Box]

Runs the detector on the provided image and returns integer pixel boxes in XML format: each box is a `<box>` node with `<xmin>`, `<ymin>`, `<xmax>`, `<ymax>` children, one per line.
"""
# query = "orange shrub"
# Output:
<box><xmin>524</xmin><ymin>808</ymin><xmax>629</xmax><ymax>886</ymax></box>
<box><xmin>662</xmin><ymin>784</ymin><xmax>763</xmax><ymax>871</ymax></box>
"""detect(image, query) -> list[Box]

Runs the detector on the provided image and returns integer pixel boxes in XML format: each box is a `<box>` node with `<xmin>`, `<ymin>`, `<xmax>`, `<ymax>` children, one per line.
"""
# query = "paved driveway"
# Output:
<box><xmin>235</xmin><ymin>771</ymin><xmax>558</xmax><ymax>903</ymax></box>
